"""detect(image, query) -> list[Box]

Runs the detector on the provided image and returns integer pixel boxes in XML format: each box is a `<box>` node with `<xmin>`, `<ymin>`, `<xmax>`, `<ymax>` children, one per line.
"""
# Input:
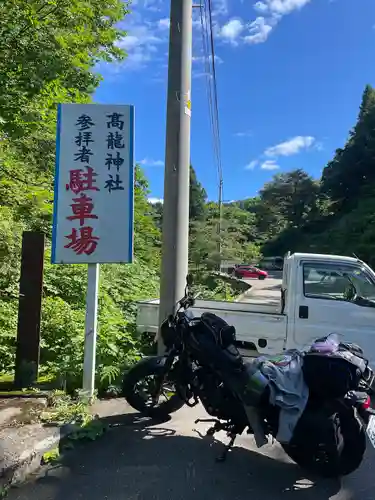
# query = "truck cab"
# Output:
<box><xmin>282</xmin><ymin>252</ymin><xmax>375</xmax><ymax>367</ymax></box>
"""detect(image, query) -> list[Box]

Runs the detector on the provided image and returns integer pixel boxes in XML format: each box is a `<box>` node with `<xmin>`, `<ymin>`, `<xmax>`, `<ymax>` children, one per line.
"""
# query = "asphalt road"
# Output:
<box><xmin>7</xmin><ymin>404</ymin><xmax>375</xmax><ymax>500</ymax></box>
<box><xmin>240</xmin><ymin>272</ymin><xmax>283</xmax><ymax>306</ymax></box>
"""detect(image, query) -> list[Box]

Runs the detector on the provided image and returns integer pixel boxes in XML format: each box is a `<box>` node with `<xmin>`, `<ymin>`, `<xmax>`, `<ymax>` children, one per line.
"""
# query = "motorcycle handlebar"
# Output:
<box><xmin>179</xmin><ymin>295</ymin><xmax>195</xmax><ymax>309</ymax></box>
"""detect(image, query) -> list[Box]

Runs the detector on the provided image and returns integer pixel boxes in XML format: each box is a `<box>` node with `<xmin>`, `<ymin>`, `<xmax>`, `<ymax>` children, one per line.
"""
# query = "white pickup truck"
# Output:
<box><xmin>136</xmin><ymin>252</ymin><xmax>375</xmax><ymax>368</ymax></box>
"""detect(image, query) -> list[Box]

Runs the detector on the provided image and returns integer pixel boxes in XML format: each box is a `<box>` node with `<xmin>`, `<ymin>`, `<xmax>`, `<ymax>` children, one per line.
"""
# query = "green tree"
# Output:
<box><xmin>150</xmin><ymin>165</ymin><xmax>207</xmax><ymax>228</ymax></box>
<box><xmin>259</xmin><ymin>169</ymin><xmax>319</xmax><ymax>230</ymax></box>
<box><xmin>0</xmin><ymin>0</ymin><xmax>127</xmax><ymax>140</ymax></box>
<box><xmin>189</xmin><ymin>202</ymin><xmax>261</xmax><ymax>269</ymax></box>
<box><xmin>321</xmin><ymin>85</ymin><xmax>375</xmax><ymax>210</ymax></box>
<box><xmin>134</xmin><ymin>166</ymin><xmax>161</xmax><ymax>266</ymax></box>
<box><xmin>151</xmin><ymin>201</ymin><xmax>163</xmax><ymax>231</ymax></box>
<box><xmin>189</xmin><ymin>165</ymin><xmax>207</xmax><ymax>221</ymax></box>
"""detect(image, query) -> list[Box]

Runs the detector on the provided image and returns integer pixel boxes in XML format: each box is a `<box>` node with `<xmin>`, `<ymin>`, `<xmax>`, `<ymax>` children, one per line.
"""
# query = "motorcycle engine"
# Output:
<box><xmin>192</xmin><ymin>367</ymin><xmax>239</xmax><ymax>420</ymax></box>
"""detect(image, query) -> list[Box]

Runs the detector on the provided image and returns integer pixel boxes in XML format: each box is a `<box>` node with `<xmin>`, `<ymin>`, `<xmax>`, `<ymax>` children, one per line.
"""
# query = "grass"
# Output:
<box><xmin>0</xmin><ymin>373</ymin><xmax>14</xmax><ymax>384</ymax></box>
<box><xmin>0</xmin><ymin>373</ymin><xmax>57</xmax><ymax>396</ymax></box>
<box><xmin>40</xmin><ymin>390</ymin><xmax>106</xmax><ymax>444</ymax></box>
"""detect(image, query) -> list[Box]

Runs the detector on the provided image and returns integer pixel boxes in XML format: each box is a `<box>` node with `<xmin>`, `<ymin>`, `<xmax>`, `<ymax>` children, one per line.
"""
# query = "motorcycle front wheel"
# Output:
<box><xmin>122</xmin><ymin>356</ymin><xmax>185</xmax><ymax>418</ymax></box>
<box><xmin>282</xmin><ymin>409</ymin><xmax>366</xmax><ymax>478</ymax></box>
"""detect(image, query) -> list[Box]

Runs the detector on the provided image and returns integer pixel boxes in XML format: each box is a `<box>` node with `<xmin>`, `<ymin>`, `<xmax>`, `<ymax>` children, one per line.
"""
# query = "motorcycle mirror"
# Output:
<box><xmin>186</xmin><ymin>273</ymin><xmax>194</xmax><ymax>287</ymax></box>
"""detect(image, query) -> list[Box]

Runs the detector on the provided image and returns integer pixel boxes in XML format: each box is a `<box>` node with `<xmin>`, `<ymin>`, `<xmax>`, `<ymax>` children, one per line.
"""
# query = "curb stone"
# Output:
<box><xmin>0</xmin><ymin>398</ymin><xmax>130</xmax><ymax>491</ymax></box>
<box><xmin>0</xmin><ymin>422</ymin><xmax>78</xmax><ymax>491</ymax></box>
<box><xmin>235</xmin><ymin>282</ymin><xmax>252</xmax><ymax>302</ymax></box>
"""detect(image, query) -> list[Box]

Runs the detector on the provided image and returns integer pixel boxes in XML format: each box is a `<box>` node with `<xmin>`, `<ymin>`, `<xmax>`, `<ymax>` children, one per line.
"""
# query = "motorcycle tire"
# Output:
<box><xmin>122</xmin><ymin>357</ymin><xmax>185</xmax><ymax>419</ymax></box>
<box><xmin>282</xmin><ymin>409</ymin><xmax>366</xmax><ymax>478</ymax></box>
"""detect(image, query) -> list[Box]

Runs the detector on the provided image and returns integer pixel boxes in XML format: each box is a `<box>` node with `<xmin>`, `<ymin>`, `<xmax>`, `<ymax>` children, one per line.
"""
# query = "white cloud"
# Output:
<box><xmin>212</xmin><ymin>0</ymin><xmax>229</xmax><ymax>16</ymax></box>
<box><xmin>139</xmin><ymin>158</ymin><xmax>164</xmax><ymax>167</ymax></box>
<box><xmin>245</xmin><ymin>160</ymin><xmax>258</xmax><ymax>170</ymax></box>
<box><xmin>112</xmin><ymin>7</ymin><xmax>172</xmax><ymax>71</ymax></box>
<box><xmin>245</xmin><ymin>134</ymin><xmax>317</xmax><ymax>172</ymax></box>
<box><xmin>235</xmin><ymin>130</ymin><xmax>252</xmax><ymax>137</ymax></box>
<box><xmin>148</xmin><ymin>197</ymin><xmax>164</xmax><ymax>204</ymax></box>
<box><xmin>254</xmin><ymin>1</ymin><xmax>269</xmax><ymax>13</ymax></box>
<box><xmin>192</xmin><ymin>54</ymin><xmax>223</xmax><ymax>79</ymax></box>
<box><xmin>265</xmin><ymin>136</ymin><xmax>315</xmax><ymax>157</ymax></box>
<box><xmin>241</xmin><ymin>0</ymin><xmax>311</xmax><ymax>46</ymax></box>
<box><xmin>192</xmin><ymin>54</ymin><xmax>223</xmax><ymax>65</ymax></box>
<box><xmin>254</xmin><ymin>0</ymin><xmax>311</xmax><ymax>16</ymax></box>
<box><xmin>143</xmin><ymin>0</ymin><xmax>163</xmax><ymax>12</ymax></box>
<box><xmin>116</xmin><ymin>23</ymin><xmax>166</xmax><ymax>69</ymax></box>
<box><xmin>261</xmin><ymin>160</ymin><xmax>280</xmax><ymax>170</ymax></box>
<box><xmin>220</xmin><ymin>19</ymin><xmax>245</xmax><ymax>43</ymax></box>
<box><xmin>244</xmin><ymin>16</ymin><xmax>275</xmax><ymax>45</ymax></box>
<box><xmin>193</xmin><ymin>71</ymin><xmax>213</xmax><ymax>80</ymax></box>
<box><xmin>157</xmin><ymin>18</ymin><xmax>170</xmax><ymax>30</ymax></box>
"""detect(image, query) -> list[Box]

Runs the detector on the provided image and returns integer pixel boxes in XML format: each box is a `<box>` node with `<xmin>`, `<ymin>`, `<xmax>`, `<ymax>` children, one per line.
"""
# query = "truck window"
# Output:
<box><xmin>303</xmin><ymin>262</ymin><xmax>375</xmax><ymax>301</ymax></box>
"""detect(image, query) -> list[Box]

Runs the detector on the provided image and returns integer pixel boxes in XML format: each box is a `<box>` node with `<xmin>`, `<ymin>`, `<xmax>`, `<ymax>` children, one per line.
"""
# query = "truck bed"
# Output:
<box><xmin>136</xmin><ymin>298</ymin><xmax>287</xmax><ymax>355</ymax></box>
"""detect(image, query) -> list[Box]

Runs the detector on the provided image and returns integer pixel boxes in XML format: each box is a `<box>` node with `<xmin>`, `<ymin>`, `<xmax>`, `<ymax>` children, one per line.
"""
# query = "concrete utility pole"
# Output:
<box><xmin>158</xmin><ymin>0</ymin><xmax>193</xmax><ymax>353</ymax></box>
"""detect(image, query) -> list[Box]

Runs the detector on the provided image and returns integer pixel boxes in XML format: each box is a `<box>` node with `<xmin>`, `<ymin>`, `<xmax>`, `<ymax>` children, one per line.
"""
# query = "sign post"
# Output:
<box><xmin>15</xmin><ymin>232</ymin><xmax>45</xmax><ymax>388</ymax></box>
<box><xmin>52</xmin><ymin>103</ymin><xmax>134</xmax><ymax>397</ymax></box>
<box><xmin>83</xmin><ymin>263</ymin><xmax>99</xmax><ymax>396</ymax></box>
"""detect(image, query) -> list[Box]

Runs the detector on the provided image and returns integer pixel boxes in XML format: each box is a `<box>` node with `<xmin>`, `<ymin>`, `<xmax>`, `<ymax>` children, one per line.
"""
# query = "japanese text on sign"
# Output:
<box><xmin>52</xmin><ymin>104</ymin><xmax>134</xmax><ymax>264</ymax></box>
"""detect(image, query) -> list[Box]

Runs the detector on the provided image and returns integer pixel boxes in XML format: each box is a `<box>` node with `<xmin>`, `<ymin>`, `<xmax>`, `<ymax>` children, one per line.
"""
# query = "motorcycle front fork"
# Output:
<box><xmin>151</xmin><ymin>352</ymin><xmax>177</xmax><ymax>403</ymax></box>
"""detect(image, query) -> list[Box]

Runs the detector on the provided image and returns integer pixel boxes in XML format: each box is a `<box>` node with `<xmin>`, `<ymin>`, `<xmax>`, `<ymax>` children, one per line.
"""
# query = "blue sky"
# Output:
<box><xmin>94</xmin><ymin>0</ymin><xmax>375</xmax><ymax>203</ymax></box>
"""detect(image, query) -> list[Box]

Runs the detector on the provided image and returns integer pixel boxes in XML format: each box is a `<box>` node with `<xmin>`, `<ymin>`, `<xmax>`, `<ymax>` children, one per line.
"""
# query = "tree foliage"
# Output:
<box><xmin>189</xmin><ymin>165</ymin><xmax>207</xmax><ymax>221</ymax></box>
<box><xmin>321</xmin><ymin>85</ymin><xmax>375</xmax><ymax>209</ymax></box>
<box><xmin>259</xmin><ymin>170</ymin><xmax>319</xmax><ymax>230</ymax></box>
<box><xmin>0</xmin><ymin>0</ymin><xmax>127</xmax><ymax>140</ymax></box>
<box><xmin>152</xmin><ymin>166</ymin><xmax>263</xmax><ymax>270</ymax></box>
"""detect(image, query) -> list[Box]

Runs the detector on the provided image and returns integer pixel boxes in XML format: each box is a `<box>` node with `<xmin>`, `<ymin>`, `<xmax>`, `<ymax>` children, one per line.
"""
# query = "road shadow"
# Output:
<box><xmin>6</xmin><ymin>411</ymin><xmax>354</xmax><ymax>500</ymax></box>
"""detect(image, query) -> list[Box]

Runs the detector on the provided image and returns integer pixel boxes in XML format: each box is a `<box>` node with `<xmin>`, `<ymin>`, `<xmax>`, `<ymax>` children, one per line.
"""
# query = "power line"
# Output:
<box><xmin>206</xmin><ymin>0</ymin><xmax>223</xmax><ymax>185</ymax></box>
<box><xmin>199</xmin><ymin>4</ymin><xmax>217</xmax><ymax>178</ymax></box>
<box><xmin>199</xmin><ymin>0</ymin><xmax>224</xmax><ymax>263</ymax></box>
<box><xmin>199</xmin><ymin>0</ymin><xmax>222</xmax><ymax>189</ymax></box>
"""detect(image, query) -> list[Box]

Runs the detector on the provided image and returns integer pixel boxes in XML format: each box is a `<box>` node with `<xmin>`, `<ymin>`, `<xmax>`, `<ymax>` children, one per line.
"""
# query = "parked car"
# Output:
<box><xmin>234</xmin><ymin>265</ymin><xmax>268</xmax><ymax>280</ymax></box>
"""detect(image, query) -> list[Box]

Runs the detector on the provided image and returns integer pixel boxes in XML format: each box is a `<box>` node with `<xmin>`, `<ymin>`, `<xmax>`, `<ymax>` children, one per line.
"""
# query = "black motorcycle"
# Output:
<box><xmin>123</xmin><ymin>275</ymin><xmax>375</xmax><ymax>477</ymax></box>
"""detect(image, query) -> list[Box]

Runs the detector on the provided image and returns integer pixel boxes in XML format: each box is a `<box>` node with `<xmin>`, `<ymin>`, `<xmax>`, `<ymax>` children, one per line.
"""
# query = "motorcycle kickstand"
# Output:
<box><xmin>195</xmin><ymin>419</ymin><xmax>223</xmax><ymax>437</ymax></box>
<box><xmin>216</xmin><ymin>433</ymin><xmax>237</xmax><ymax>463</ymax></box>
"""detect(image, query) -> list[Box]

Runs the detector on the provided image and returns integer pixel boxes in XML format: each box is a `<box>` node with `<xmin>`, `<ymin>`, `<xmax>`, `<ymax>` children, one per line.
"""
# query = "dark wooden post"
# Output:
<box><xmin>14</xmin><ymin>232</ymin><xmax>45</xmax><ymax>388</ymax></box>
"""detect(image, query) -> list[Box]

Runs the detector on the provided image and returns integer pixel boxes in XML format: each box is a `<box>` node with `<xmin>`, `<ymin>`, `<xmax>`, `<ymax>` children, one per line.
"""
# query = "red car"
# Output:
<box><xmin>234</xmin><ymin>265</ymin><xmax>268</xmax><ymax>280</ymax></box>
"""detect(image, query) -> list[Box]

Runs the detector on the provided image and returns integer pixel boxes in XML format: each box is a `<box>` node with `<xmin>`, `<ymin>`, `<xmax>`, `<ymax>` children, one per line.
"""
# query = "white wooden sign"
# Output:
<box><xmin>52</xmin><ymin>103</ymin><xmax>134</xmax><ymax>264</ymax></box>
